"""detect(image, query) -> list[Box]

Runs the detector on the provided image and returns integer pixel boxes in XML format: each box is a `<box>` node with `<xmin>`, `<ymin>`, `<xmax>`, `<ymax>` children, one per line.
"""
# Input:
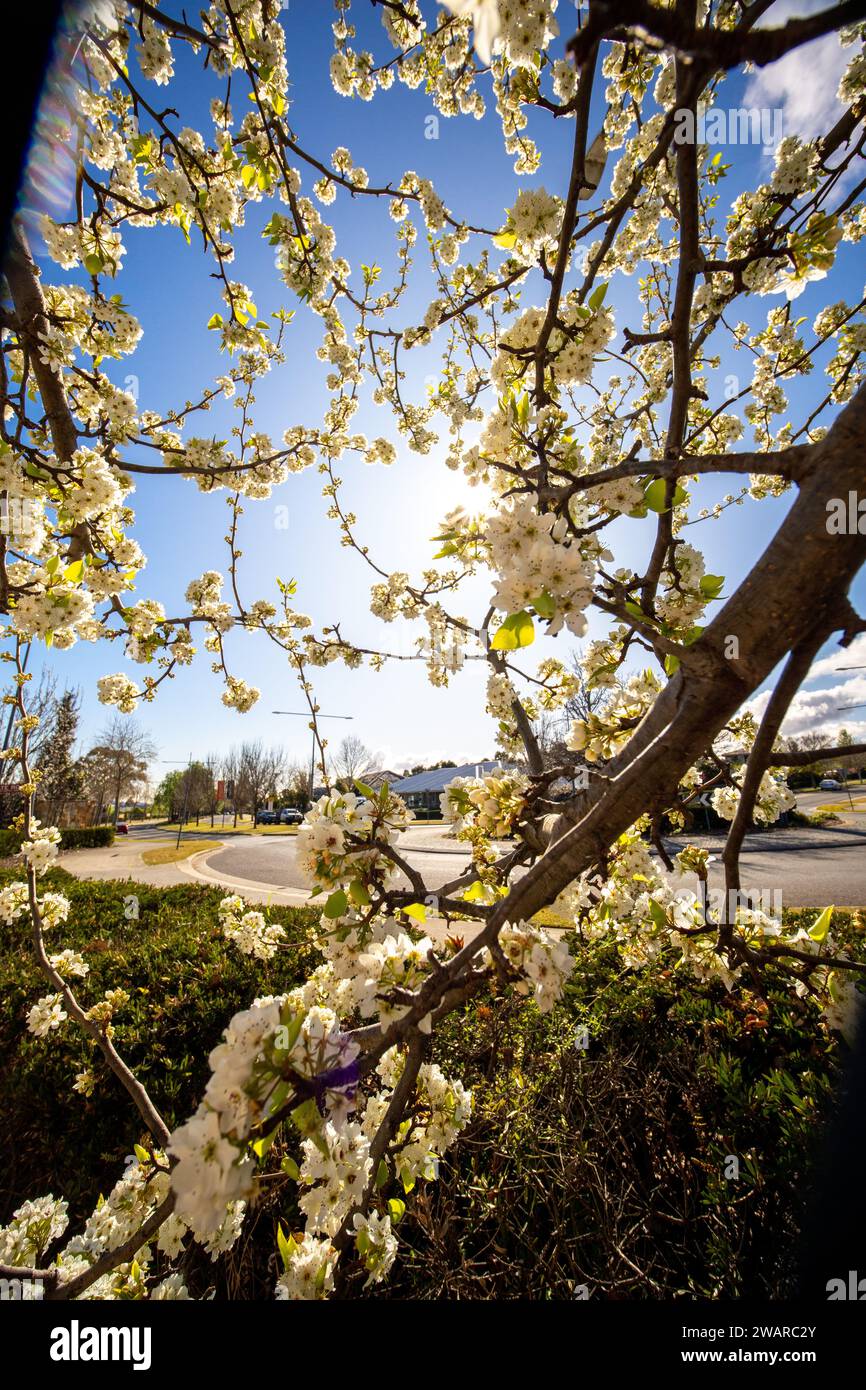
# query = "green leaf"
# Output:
<box><xmin>644</xmin><ymin>478</ymin><xmax>670</xmax><ymax>513</ymax></box>
<box><xmin>624</xmin><ymin>599</ymin><xmax>654</xmax><ymax>628</ymax></box>
<box><xmin>375</xmin><ymin>1160</ymin><xmax>389</xmax><ymax>1190</ymax></box>
<box><xmin>354</xmin><ymin>779</ymin><xmax>376</xmax><ymax>798</ymax></box>
<box><xmin>207</xmin><ymin>312</ymin><xmax>224</xmax><ymax>330</ymax></box>
<box><xmin>664</xmin><ymin>652</ymin><xmax>680</xmax><ymax>677</ymax></box>
<box><xmin>251</xmin><ymin>1131</ymin><xmax>275</xmax><ymax>1160</ymax></box>
<box><xmin>83</xmin><ymin>253</ymin><xmax>103</xmax><ymax>276</ymax></box>
<box><xmin>281</xmin><ymin>1155</ymin><xmax>300</xmax><ymax>1181</ymax></box>
<box><xmin>491</xmin><ymin>610</ymin><xmax>535</xmax><ymax>651</ymax></box>
<box><xmin>649</xmin><ymin>899</ymin><xmax>668</xmax><ymax>930</ymax></box>
<box><xmin>403</xmin><ymin>902</ymin><xmax>426</xmax><ymax>924</ymax></box>
<box><xmin>808</xmin><ymin>904</ymin><xmax>834</xmax><ymax>944</ymax></box>
<box><xmin>348</xmin><ymin>880</ymin><xmax>371</xmax><ymax>907</ymax></box>
<box><xmin>587</xmin><ymin>661</ymin><xmax>618</xmax><ymax>689</ymax></box>
<box><xmin>388</xmin><ymin>1197</ymin><xmax>406</xmax><ymax>1223</ymax></box>
<box><xmin>277</xmin><ymin>1222</ymin><xmax>296</xmax><ymax>1271</ymax></box>
<box><xmin>133</xmin><ymin>1143</ymin><xmax>150</xmax><ymax>1165</ymax></box>
<box><xmin>463</xmin><ymin>880</ymin><xmax>487</xmax><ymax>903</ymax></box>
<box><xmin>699</xmin><ymin>573</ymin><xmax>725</xmax><ymax>600</ymax></box>
<box><xmin>532</xmin><ymin>590</ymin><xmax>555</xmax><ymax>620</ymax></box>
<box><xmin>588</xmin><ymin>282</ymin><xmax>608</xmax><ymax>311</ymax></box>
<box><xmin>493</xmin><ymin>230</ymin><xmax>516</xmax><ymax>250</ymax></box>
<box><xmin>401</xmin><ymin>1169</ymin><xmax>416</xmax><ymax>1195</ymax></box>
<box><xmin>290</xmin><ymin>1097</ymin><xmax>321</xmax><ymax>1138</ymax></box>
<box><xmin>63</xmin><ymin>560</ymin><xmax>84</xmax><ymax>584</ymax></box>
<box><xmin>324</xmin><ymin>889</ymin><xmax>348</xmax><ymax>919</ymax></box>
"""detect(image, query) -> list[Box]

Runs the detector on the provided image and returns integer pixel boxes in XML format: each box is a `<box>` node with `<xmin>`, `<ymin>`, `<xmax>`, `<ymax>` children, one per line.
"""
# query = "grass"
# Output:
<box><xmin>815</xmin><ymin>796</ymin><xmax>866</xmax><ymax>813</ymax></box>
<box><xmin>158</xmin><ymin>820</ymin><xmax>300</xmax><ymax>836</ymax></box>
<box><xmin>141</xmin><ymin>839</ymin><xmax>224</xmax><ymax>865</ymax></box>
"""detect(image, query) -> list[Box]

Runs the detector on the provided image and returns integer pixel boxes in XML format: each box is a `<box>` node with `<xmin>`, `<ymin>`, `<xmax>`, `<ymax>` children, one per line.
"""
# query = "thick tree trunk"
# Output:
<box><xmin>487</xmin><ymin>382</ymin><xmax>866</xmax><ymax>936</ymax></box>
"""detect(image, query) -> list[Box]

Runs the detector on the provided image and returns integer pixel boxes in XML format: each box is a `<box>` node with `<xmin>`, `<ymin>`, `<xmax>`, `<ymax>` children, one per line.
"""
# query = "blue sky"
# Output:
<box><xmin>16</xmin><ymin>0</ymin><xmax>866</xmax><ymax>778</ymax></box>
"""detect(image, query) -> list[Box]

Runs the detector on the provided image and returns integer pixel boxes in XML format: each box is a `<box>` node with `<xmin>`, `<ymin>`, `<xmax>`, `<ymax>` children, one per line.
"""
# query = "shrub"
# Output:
<box><xmin>2</xmin><ymin>869</ymin><xmax>861</xmax><ymax>1299</ymax></box>
<box><xmin>361</xmin><ymin>913</ymin><xmax>866</xmax><ymax>1301</ymax></box>
<box><xmin>0</xmin><ymin>869</ymin><xmax>321</xmax><ymax>1228</ymax></box>
<box><xmin>58</xmin><ymin>825</ymin><xmax>115</xmax><ymax>849</ymax></box>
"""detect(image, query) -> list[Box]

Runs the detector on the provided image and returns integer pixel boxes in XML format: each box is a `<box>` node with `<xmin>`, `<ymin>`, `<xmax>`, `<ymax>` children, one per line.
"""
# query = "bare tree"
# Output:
<box><xmin>281</xmin><ymin>760</ymin><xmax>313</xmax><ymax>811</ymax></box>
<box><xmin>91</xmin><ymin>716</ymin><xmax>157</xmax><ymax>824</ymax></box>
<box><xmin>332</xmin><ymin>735</ymin><xmax>377</xmax><ymax>786</ymax></box>
<box><xmin>235</xmin><ymin>741</ymin><xmax>286</xmax><ymax>823</ymax></box>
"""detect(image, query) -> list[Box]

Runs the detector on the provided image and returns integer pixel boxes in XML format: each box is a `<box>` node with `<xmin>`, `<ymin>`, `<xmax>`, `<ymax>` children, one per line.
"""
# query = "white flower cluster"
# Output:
<box><xmin>296</xmin><ymin>788</ymin><xmax>413</xmax><ymax>895</ymax></box>
<box><xmin>275</xmin><ymin>1231</ymin><xmax>336</xmax><ymax>1300</ymax></box>
<box><xmin>492</xmin><ymin>921</ymin><xmax>574</xmax><ymax>1013</ymax></box>
<box><xmin>486</xmin><ymin>497</ymin><xmax>595</xmax><ymax>636</ymax></box>
<box><xmin>169</xmin><ymin>997</ymin><xmax>359</xmax><ymax>1242</ymax></box>
<box><xmin>710</xmin><ymin>771</ymin><xmax>796</xmax><ymax>825</ymax></box>
<box><xmin>0</xmin><ymin>881</ymin><xmax>70</xmax><ymax>928</ymax></box>
<box><xmin>506</xmin><ymin>185</ymin><xmax>563</xmax><ymax>263</ymax></box>
<box><xmin>566</xmin><ymin>670</ymin><xmax>661</xmax><ymax>762</ymax></box>
<box><xmin>221</xmin><ymin>675</ymin><xmax>261</xmax><ymax>713</ymax></box>
<box><xmin>440</xmin><ymin>767</ymin><xmax>528</xmax><ymax>838</ymax></box>
<box><xmin>0</xmin><ymin>1194</ymin><xmax>68</xmax><ymax>1267</ymax></box>
<box><xmin>219</xmin><ymin>896</ymin><xmax>286</xmax><ymax>960</ymax></box>
<box><xmin>492</xmin><ymin>299</ymin><xmax>614</xmax><ymax>393</ymax></box>
<box><xmin>364</xmin><ymin>1049</ymin><xmax>473</xmax><ymax>1188</ymax></box>
<box><xmin>96</xmin><ymin>673</ymin><xmax>140</xmax><ymax>713</ymax></box>
<box><xmin>21</xmin><ymin>822</ymin><xmax>62</xmax><ymax>875</ymax></box>
<box><xmin>27</xmin><ymin>992</ymin><xmax>69</xmax><ymax>1037</ymax></box>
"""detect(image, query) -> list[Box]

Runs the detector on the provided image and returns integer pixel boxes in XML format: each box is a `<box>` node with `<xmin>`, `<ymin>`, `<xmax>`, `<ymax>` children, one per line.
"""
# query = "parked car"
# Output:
<box><xmin>819</xmin><ymin>778</ymin><xmax>842</xmax><ymax>790</ymax></box>
<box><xmin>116</xmin><ymin>821</ymin><xmax>129</xmax><ymax>835</ymax></box>
<box><xmin>279</xmin><ymin>808</ymin><xmax>303</xmax><ymax>824</ymax></box>
<box><xmin>255</xmin><ymin>809</ymin><xmax>277</xmax><ymax>824</ymax></box>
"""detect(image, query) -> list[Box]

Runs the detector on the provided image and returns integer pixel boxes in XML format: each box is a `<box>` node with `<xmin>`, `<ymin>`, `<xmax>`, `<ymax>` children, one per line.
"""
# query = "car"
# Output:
<box><xmin>279</xmin><ymin>808</ymin><xmax>303</xmax><ymax>824</ymax></box>
<box><xmin>819</xmin><ymin>778</ymin><xmax>842</xmax><ymax>790</ymax></box>
<box><xmin>255</xmin><ymin>809</ymin><xmax>277</xmax><ymax>824</ymax></box>
<box><xmin>116</xmin><ymin>821</ymin><xmax>129</xmax><ymax>835</ymax></box>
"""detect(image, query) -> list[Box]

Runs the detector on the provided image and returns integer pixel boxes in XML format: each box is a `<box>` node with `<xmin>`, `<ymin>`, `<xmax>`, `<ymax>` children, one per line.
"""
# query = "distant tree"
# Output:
<box><xmin>35</xmin><ymin>689</ymin><xmax>83</xmax><ymax>824</ymax></box>
<box><xmin>236</xmin><ymin>741</ymin><xmax>285</xmax><ymax>823</ymax></box>
<box><xmin>332</xmin><ymin>735</ymin><xmax>378</xmax><ymax>788</ymax></box>
<box><xmin>153</xmin><ymin>768</ymin><xmax>183</xmax><ymax>819</ymax></box>
<box><xmin>281</xmin><ymin>761</ymin><xmax>312</xmax><ymax>811</ymax></box>
<box><xmin>89</xmin><ymin>715</ymin><xmax>157</xmax><ymax>824</ymax></box>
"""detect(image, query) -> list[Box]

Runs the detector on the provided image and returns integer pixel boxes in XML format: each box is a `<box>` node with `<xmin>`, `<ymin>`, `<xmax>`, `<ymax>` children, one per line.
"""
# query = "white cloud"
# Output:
<box><xmin>804</xmin><ymin>632</ymin><xmax>866</xmax><ymax>681</ymax></box>
<box><xmin>743</xmin><ymin>0</ymin><xmax>848</xmax><ymax>142</ymax></box>
<box><xmin>744</xmin><ymin>668</ymin><xmax>866</xmax><ymax>741</ymax></box>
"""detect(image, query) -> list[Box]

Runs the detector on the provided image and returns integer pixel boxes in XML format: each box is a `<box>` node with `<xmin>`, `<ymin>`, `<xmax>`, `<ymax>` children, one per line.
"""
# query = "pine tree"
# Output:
<box><xmin>36</xmin><ymin>690</ymin><xmax>83</xmax><ymax>826</ymax></box>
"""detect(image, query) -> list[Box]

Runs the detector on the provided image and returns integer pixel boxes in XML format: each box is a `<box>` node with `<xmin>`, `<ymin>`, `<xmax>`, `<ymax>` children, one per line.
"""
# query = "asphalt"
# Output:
<box><xmin>56</xmin><ymin>790</ymin><xmax>866</xmax><ymax>910</ymax></box>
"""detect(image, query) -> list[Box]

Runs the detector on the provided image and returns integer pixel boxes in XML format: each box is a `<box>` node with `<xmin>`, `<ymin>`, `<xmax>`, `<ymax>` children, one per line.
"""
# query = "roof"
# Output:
<box><xmin>392</xmin><ymin>761</ymin><xmax>515</xmax><ymax>794</ymax></box>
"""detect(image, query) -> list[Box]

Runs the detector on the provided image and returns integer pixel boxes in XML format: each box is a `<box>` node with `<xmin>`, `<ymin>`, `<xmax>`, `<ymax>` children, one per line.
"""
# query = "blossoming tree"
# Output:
<box><xmin>1</xmin><ymin>0</ymin><xmax>866</xmax><ymax>1299</ymax></box>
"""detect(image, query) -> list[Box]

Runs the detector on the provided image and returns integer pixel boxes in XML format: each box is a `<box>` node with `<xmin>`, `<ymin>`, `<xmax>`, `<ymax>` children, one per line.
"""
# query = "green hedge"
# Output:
<box><xmin>366</xmin><ymin>909</ymin><xmax>865</xmax><ymax>1301</ymax></box>
<box><xmin>0</xmin><ymin>869</ymin><xmax>321</xmax><ymax>1228</ymax></box>
<box><xmin>0</xmin><ymin>824</ymin><xmax>115</xmax><ymax>857</ymax></box>
<box><xmin>1</xmin><ymin>869</ymin><xmax>863</xmax><ymax>1299</ymax></box>
<box><xmin>59</xmin><ymin>825</ymin><xmax>115</xmax><ymax>850</ymax></box>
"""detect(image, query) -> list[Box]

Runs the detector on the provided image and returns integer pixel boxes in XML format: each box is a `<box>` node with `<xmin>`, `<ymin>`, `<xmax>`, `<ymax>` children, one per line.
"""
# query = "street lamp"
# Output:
<box><xmin>272</xmin><ymin>711</ymin><xmax>353</xmax><ymax>807</ymax></box>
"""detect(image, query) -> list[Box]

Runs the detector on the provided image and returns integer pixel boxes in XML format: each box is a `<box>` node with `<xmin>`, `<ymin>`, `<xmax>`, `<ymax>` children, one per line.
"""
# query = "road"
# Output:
<box><xmin>199</xmin><ymin>825</ymin><xmax>472</xmax><ymax>897</ymax></box>
<box><xmin>166</xmin><ymin>801</ymin><xmax>862</xmax><ymax>909</ymax></box>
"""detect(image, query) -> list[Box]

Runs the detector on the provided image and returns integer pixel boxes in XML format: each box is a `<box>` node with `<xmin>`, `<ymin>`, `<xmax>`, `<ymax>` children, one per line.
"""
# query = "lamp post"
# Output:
<box><xmin>272</xmin><ymin>710</ymin><xmax>353</xmax><ymax>808</ymax></box>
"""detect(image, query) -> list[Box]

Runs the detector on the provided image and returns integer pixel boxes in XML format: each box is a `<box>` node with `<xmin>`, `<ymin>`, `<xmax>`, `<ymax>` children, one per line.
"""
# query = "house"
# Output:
<box><xmin>391</xmin><ymin>761</ymin><xmax>516</xmax><ymax>818</ymax></box>
<box><xmin>364</xmin><ymin>769</ymin><xmax>401</xmax><ymax>790</ymax></box>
